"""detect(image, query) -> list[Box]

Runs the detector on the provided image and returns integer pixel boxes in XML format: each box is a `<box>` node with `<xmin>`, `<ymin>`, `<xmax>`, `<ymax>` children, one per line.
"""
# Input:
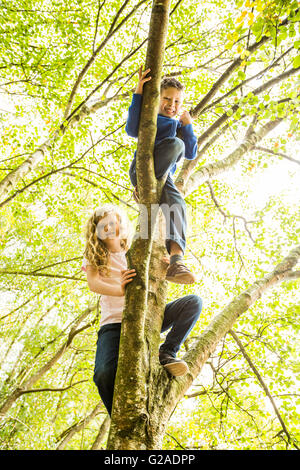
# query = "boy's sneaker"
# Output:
<box><xmin>166</xmin><ymin>262</ymin><xmax>196</xmax><ymax>285</ymax></box>
<box><xmin>159</xmin><ymin>352</ymin><xmax>189</xmax><ymax>377</ymax></box>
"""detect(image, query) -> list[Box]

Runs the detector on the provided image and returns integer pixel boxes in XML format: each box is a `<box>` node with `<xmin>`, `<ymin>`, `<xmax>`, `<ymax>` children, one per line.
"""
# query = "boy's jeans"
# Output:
<box><xmin>93</xmin><ymin>294</ymin><xmax>202</xmax><ymax>415</ymax></box>
<box><xmin>129</xmin><ymin>136</ymin><xmax>187</xmax><ymax>254</ymax></box>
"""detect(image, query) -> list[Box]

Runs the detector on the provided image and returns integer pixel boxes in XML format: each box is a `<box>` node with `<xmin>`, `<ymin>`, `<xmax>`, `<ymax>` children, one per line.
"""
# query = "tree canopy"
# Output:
<box><xmin>0</xmin><ymin>0</ymin><xmax>299</xmax><ymax>450</ymax></box>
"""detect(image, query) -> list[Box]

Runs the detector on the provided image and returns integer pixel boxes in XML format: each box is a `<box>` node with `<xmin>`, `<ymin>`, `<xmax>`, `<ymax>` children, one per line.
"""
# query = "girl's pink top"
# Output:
<box><xmin>82</xmin><ymin>251</ymin><xmax>127</xmax><ymax>327</ymax></box>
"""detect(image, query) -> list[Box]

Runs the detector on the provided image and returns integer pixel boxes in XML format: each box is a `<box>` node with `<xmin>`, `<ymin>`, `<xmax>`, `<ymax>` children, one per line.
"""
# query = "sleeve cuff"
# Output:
<box><xmin>180</xmin><ymin>123</ymin><xmax>194</xmax><ymax>135</ymax></box>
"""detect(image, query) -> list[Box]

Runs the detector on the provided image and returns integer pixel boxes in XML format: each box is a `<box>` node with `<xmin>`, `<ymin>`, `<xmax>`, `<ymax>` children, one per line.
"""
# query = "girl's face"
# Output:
<box><xmin>96</xmin><ymin>213</ymin><xmax>120</xmax><ymax>241</ymax></box>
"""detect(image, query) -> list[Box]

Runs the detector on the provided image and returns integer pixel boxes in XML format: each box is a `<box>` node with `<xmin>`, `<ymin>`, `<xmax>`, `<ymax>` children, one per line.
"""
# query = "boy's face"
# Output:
<box><xmin>158</xmin><ymin>87</ymin><xmax>183</xmax><ymax>118</ymax></box>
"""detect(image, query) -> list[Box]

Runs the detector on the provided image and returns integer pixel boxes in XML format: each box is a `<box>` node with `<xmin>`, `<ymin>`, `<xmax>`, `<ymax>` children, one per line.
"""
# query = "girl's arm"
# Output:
<box><xmin>86</xmin><ymin>265</ymin><xmax>136</xmax><ymax>296</ymax></box>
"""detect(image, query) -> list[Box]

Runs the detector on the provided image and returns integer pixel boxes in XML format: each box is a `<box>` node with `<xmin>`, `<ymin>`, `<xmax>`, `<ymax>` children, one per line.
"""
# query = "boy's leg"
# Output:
<box><xmin>128</xmin><ymin>136</ymin><xmax>184</xmax><ymax>188</ymax></box>
<box><xmin>154</xmin><ymin>138</ymin><xmax>195</xmax><ymax>283</ymax></box>
<box><xmin>159</xmin><ymin>295</ymin><xmax>202</xmax><ymax>376</ymax></box>
<box><xmin>129</xmin><ymin>158</ymin><xmax>137</xmax><ymax>187</ymax></box>
<box><xmin>129</xmin><ymin>136</ymin><xmax>195</xmax><ymax>284</ymax></box>
<box><xmin>161</xmin><ymin>176</ymin><xmax>195</xmax><ymax>284</ymax></box>
<box><xmin>154</xmin><ymin>137</ymin><xmax>184</xmax><ymax>179</ymax></box>
<box><xmin>161</xmin><ymin>175</ymin><xmax>187</xmax><ymax>255</ymax></box>
<box><xmin>93</xmin><ymin>323</ymin><xmax>121</xmax><ymax>416</ymax></box>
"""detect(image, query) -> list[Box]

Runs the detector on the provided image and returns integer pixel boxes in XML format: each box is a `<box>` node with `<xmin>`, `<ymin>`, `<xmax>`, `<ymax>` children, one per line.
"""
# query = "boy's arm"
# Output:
<box><xmin>125</xmin><ymin>66</ymin><xmax>151</xmax><ymax>138</ymax></box>
<box><xmin>179</xmin><ymin>110</ymin><xmax>198</xmax><ymax>160</ymax></box>
<box><xmin>179</xmin><ymin>123</ymin><xmax>198</xmax><ymax>160</ymax></box>
<box><xmin>125</xmin><ymin>93</ymin><xmax>143</xmax><ymax>138</ymax></box>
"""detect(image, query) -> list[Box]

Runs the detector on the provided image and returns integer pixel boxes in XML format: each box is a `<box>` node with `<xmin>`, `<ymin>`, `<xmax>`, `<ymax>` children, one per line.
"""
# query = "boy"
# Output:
<box><xmin>126</xmin><ymin>66</ymin><xmax>198</xmax><ymax>285</ymax></box>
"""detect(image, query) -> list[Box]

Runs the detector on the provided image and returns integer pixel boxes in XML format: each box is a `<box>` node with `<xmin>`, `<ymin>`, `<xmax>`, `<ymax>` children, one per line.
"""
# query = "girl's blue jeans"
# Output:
<box><xmin>129</xmin><ymin>137</ymin><xmax>186</xmax><ymax>254</ymax></box>
<box><xmin>93</xmin><ymin>294</ymin><xmax>202</xmax><ymax>415</ymax></box>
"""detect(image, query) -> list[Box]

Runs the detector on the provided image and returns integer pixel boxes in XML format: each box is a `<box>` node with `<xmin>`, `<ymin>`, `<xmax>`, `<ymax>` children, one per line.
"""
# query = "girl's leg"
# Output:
<box><xmin>160</xmin><ymin>295</ymin><xmax>202</xmax><ymax>357</ymax></box>
<box><xmin>93</xmin><ymin>323</ymin><xmax>121</xmax><ymax>416</ymax></box>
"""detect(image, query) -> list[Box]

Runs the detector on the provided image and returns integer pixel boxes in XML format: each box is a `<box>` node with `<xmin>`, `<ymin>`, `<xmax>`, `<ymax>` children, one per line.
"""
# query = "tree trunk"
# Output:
<box><xmin>106</xmin><ymin>0</ymin><xmax>171</xmax><ymax>450</ymax></box>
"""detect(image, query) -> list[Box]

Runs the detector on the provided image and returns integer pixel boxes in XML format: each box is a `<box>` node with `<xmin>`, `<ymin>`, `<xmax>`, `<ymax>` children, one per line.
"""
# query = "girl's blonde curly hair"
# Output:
<box><xmin>84</xmin><ymin>204</ymin><xmax>131</xmax><ymax>276</ymax></box>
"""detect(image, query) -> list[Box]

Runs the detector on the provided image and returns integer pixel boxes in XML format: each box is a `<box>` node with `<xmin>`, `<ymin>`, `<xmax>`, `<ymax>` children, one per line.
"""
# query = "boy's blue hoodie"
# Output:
<box><xmin>125</xmin><ymin>93</ymin><xmax>198</xmax><ymax>176</ymax></box>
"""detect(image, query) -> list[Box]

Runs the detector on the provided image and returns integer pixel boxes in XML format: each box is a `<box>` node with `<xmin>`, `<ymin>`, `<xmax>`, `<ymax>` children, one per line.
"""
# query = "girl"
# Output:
<box><xmin>82</xmin><ymin>204</ymin><xmax>202</xmax><ymax>415</ymax></box>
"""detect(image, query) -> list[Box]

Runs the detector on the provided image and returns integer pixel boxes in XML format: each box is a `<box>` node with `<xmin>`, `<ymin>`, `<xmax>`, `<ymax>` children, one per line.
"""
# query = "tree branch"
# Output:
<box><xmin>90</xmin><ymin>415</ymin><xmax>111</xmax><ymax>450</ymax></box>
<box><xmin>200</xmin><ymin>46</ymin><xmax>294</xmax><ymax>115</ymax></box>
<box><xmin>0</xmin><ymin>122</ymin><xmax>125</xmax><ymax>208</ymax></box>
<box><xmin>19</xmin><ymin>379</ymin><xmax>88</xmax><ymax>395</ymax></box>
<box><xmin>254</xmin><ymin>146</ymin><xmax>300</xmax><ymax>166</ymax></box>
<box><xmin>190</xmin><ymin>11</ymin><xmax>295</xmax><ymax>117</ymax></box>
<box><xmin>175</xmin><ymin>66</ymin><xmax>299</xmax><ymax>192</ymax></box>
<box><xmin>160</xmin><ymin>244</ymin><xmax>300</xmax><ymax>428</ymax></box>
<box><xmin>0</xmin><ymin>304</ymin><xmax>97</xmax><ymax>416</ymax></box>
<box><xmin>63</xmin><ymin>0</ymin><xmax>147</xmax><ymax>118</ymax></box>
<box><xmin>56</xmin><ymin>402</ymin><xmax>105</xmax><ymax>450</ymax></box>
<box><xmin>229</xmin><ymin>329</ymin><xmax>299</xmax><ymax>449</ymax></box>
<box><xmin>184</xmin><ymin>117</ymin><xmax>282</xmax><ymax>196</ymax></box>
<box><xmin>0</xmin><ymin>269</ymin><xmax>86</xmax><ymax>282</ymax></box>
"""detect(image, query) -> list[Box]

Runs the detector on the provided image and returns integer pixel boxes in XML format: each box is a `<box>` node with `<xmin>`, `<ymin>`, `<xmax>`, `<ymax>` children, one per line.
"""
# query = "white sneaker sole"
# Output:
<box><xmin>163</xmin><ymin>361</ymin><xmax>189</xmax><ymax>377</ymax></box>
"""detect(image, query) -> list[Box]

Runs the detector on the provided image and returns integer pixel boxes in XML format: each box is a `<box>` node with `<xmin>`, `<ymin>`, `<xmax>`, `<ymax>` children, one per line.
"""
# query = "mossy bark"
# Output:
<box><xmin>106</xmin><ymin>0</ymin><xmax>171</xmax><ymax>450</ymax></box>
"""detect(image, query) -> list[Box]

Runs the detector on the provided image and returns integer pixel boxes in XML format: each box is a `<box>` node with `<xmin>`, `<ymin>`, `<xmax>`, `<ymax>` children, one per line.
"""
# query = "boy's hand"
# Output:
<box><xmin>179</xmin><ymin>110</ymin><xmax>192</xmax><ymax>126</ymax></box>
<box><xmin>135</xmin><ymin>65</ymin><xmax>151</xmax><ymax>95</ymax></box>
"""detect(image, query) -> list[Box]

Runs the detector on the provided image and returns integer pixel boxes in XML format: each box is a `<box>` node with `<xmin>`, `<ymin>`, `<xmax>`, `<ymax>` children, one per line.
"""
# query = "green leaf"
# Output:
<box><xmin>292</xmin><ymin>55</ymin><xmax>300</xmax><ymax>68</ymax></box>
